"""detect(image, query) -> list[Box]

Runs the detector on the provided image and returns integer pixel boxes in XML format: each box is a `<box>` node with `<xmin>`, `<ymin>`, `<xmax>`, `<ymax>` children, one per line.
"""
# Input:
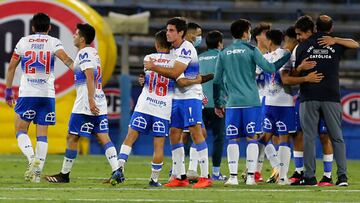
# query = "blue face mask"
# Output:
<box><xmin>194</xmin><ymin>36</ymin><xmax>202</xmax><ymax>47</ymax></box>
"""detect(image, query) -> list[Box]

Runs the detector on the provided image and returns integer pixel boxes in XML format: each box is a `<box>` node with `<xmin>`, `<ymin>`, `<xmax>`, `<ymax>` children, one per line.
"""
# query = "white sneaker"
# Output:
<box><xmin>278</xmin><ymin>178</ymin><xmax>290</xmax><ymax>185</ymax></box>
<box><xmin>225</xmin><ymin>176</ymin><xmax>239</xmax><ymax>186</ymax></box>
<box><xmin>24</xmin><ymin>158</ymin><xmax>38</xmax><ymax>182</ymax></box>
<box><xmin>31</xmin><ymin>159</ymin><xmax>41</xmax><ymax>183</ymax></box>
<box><xmin>246</xmin><ymin>175</ymin><xmax>256</xmax><ymax>185</ymax></box>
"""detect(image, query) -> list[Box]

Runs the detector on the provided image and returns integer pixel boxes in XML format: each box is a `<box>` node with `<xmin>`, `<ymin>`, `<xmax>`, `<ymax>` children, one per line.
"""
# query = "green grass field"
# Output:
<box><xmin>0</xmin><ymin>154</ymin><xmax>359</xmax><ymax>202</ymax></box>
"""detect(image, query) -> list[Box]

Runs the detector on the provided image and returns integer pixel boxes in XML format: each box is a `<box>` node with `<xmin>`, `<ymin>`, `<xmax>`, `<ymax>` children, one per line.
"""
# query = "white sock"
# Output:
<box><xmin>172</xmin><ymin>144</ymin><xmax>185</xmax><ymax>178</ymax></box>
<box><xmin>265</xmin><ymin>143</ymin><xmax>280</xmax><ymax>168</ymax></box>
<box><xmin>103</xmin><ymin>142</ymin><xmax>119</xmax><ymax>172</ymax></box>
<box><xmin>151</xmin><ymin>162</ymin><xmax>163</xmax><ymax>182</ymax></box>
<box><xmin>257</xmin><ymin>143</ymin><xmax>265</xmax><ymax>172</ymax></box>
<box><xmin>323</xmin><ymin>154</ymin><xmax>333</xmax><ymax>178</ymax></box>
<box><xmin>35</xmin><ymin>136</ymin><xmax>48</xmax><ymax>171</ymax></box>
<box><xmin>196</xmin><ymin>141</ymin><xmax>209</xmax><ymax>178</ymax></box>
<box><xmin>118</xmin><ymin>144</ymin><xmax>132</xmax><ymax>168</ymax></box>
<box><xmin>16</xmin><ymin>132</ymin><xmax>34</xmax><ymax>163</ymax></box>
<box><xmin>188</xmin><ymin>144</ymin><xmax>198</xmax><ymax>172</ymax></box>
<box><xmin>246</xmin><ymin>143</ymin><xmax>259</xmax><ymax>174</ymax></box>
<box><xmin>227</xmin><ymin>140</ymin><xmax>239</xmax><ymax>175</ymax></box>
<box><xmin>279</xmin><ymin>145</ymin><xmax>291</xmax><ymax>180</ymax></box>
<box><xmin>61</xmin><ymin>149</ymin><xmax>77</xmax><ymax>174</ymax></box>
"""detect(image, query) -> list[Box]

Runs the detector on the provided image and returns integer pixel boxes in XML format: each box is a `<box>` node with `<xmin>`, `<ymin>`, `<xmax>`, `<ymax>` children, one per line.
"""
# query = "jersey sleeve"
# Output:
<box><xmin>78</xmin><ymin>51</ymin><xmax>95</xmax><ymax>71</ymax></box>
<box><xmin>12</xmin><ymin>38</ymin><xmax>23</xmax><ymax>59</ymax></box>
<box><xmin>53</xmin><ymin>38</ymin><xmax>64</xmax><ymax>53</ymax></box>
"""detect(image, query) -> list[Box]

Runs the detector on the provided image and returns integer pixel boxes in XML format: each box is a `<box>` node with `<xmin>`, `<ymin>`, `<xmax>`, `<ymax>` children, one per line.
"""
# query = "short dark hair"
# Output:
<box><xmin>77</xmin><ymin>23</ymin><xmax>95</xmax><ymax>45</ymax></box>
<box><xmin>167</xmin><ymin>17</ymin><xmax>187</xmax><ymax>38</ymax></box>
<box><xmin>155</xmin><ymin>30</ymin><xmax>171</xmax><ymax>49</ymax></box>
<box><xmin>316</xmin><ymin>15</ymin><xmax>333</xmax><ymax>32</ymax></box>
<box><xmin>187</xmin><ymin>22</ymin><xmax>202</xmax><ymax>31</ymax></box>
<box><xmin>266</xmin><ymin>29</ymin><xmax>284</xmax><ymax>46</ymax></box>
<box><xmin>252</xmin><ymin>22</ymin><xmax>271</xmax><ymax>43</ymax></box>
<box><xmin>32</xmin><ymin>13</ymin><xmax>50</xmax><ymax>32</ymax></box>
<box><xmin>295</xmin><ymin>15</ymin><xmax>314</xmax><ymax>33</ymax></box>
<box><xmin>230</xmin><ymin>19</ymin><xmax>251</xmax><ymax>39</ymax></box>
<box><xmin>205</xmin><ymin>30</ymin><xmax>223</xmax><ymax>49</ymax></box>
<box><xmin>284</xmin><ymin>26</ymin><xmax>296</xmax><ymax>39</ymax></box>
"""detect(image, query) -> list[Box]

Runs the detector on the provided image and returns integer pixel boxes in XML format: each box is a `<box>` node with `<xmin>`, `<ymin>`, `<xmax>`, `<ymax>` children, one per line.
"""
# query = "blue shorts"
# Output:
<box><xmin>183</xmin><ymin>122</ymin><xmax>205</xmax><ymax>133</ymax></box>
<box><xmin>15</xmin><ymin>97</ymin><xmax>55</xmax><ymax>125</ymax></box>
<box><xmin>263</xmin><ymin>105</ymin><xmax>296</xmax><ymax>136</ymax></box>
<box><xmin>225</xmin><ymin>107</ymin><xmax>262</xmax><ymax>139</ymax></box>
<box><xmin>171</xmin><ymin>99</ymin><xmax>203</xmax><ymax>129</ymax></box>
<box><xmin>68</xmin><ymin>113</ymin><xmax>109</xmax><ymax>137</ymax></box>
<box><xmin>295</xmin><ymin>99</ymin><xmax>327</xmax><ymax>134</ymax></box>
<box><xmin>260</xmin><ymin>96</ymin><xmax>266</xmax><ymax>131</ymax></box>
<box><xmin>130</xmin><ymin>111</ymin><xmax>169</xmax><ymax>137</ymax></box>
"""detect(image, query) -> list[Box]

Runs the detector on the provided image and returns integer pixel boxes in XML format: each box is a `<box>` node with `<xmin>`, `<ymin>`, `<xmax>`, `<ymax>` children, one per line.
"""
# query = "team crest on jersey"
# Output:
<box><xmin>80</xmin><ymin>122</ymin><xmax>94</xmax><ymax>134</ymax></box>
<box><xmin>263</xmin><ymin>118</ymin><xmax>272</xmax><ymax>130</ymax></box>
<box><xmin>45</xmin><ymin>112</ymin><xmax>56</xmax><ymax>123</ymax></box>
<box><xmin>246</xmin><ymin>122</ymin><xmax>256</xmax><ymax>134</ymax></box>
<box><xmin>153</xmin><ymin>121</ymin><xmax>165</xmax><ymax>133</ymax></box>
<box><xmin>22</xmin><ymin>110</ymin><xmax>36</xmax><ymax>120</ymax></box>
<box><xmin>226</xmin><ymin>125</ymin><xmax>238</xmax><ymax>136</ymax></box>
<box><xmin>276</xmin><ymin>121</ymin><xmax>287</xmax><ymax>132</ymax></box>
<box><xmin>132</xmin><ymin>116</ymin><xmax>147</xmax><ymax>129</ymax></box>
<box><xmin>99</xmin><ymin>119</ymin><xmax>109</xmax><ymax>130</ymax></box>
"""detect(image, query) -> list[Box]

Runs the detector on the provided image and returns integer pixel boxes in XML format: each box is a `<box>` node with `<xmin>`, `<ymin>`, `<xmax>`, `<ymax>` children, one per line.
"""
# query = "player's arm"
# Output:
<box><xmin>5</xmin><ymin>55</ymin><xmax>21</xmax><ymax>107</ymax></box>
<box><xmin>318</xmin><ymin>36</ymin><xmax>359</xmax><ymax>49</ymax></box>
<box><xmin>144</xmin><ymin>59</ymin><xmax>187</xmax><ymax>79</ymax></box>
<box><xmin>55</xmin><ymin>49</ymin><xmax>74</xmax><ymax>71</ymax></box>
<box><xmin>213</xmin><ymin>55</ymin><xmax>225</xmax><ymax>118</ymax></box>
<box><xmin>254</xmin><ymin>48</ymin><xmax>291</xmax><ymax>73</ymax></box>
<box><xmin>84</xmin><ymin>68</ymin><xmax>100</xmax><ymax>115</ymax></box>
<box><xmin>176</xmin><ymin>74</ymin><xmax>202</xmax><ymax>87</ymax></box>
<box><xmin>291</xmin><ymin>57</ymin><xmax>317</xmax><ymax>76</ymax></box>
<box><xmin>281</xmin><ymin>69</ymin><xmax>324</xmax><ymax>85</ymax></box>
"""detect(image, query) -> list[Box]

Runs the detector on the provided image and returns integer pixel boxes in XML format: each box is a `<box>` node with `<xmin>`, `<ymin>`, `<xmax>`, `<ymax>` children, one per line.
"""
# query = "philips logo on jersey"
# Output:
<box><xmin>226</xmin><ymin>49</ymin><xmax>245</xmax><ymax>55</ymax></box>
<box><xmin>146</xmin><ymin>96</ymin><xmax>166</xmax><ymax>107</ymax></box>
<box><xmin>27</xmin><ymin>78</ymin><xmax>47</xmax><ymax>84</ymax></box>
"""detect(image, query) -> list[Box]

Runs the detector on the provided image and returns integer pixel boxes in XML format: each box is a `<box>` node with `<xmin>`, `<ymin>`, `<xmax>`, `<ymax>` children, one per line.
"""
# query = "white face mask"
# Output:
<box><xmin>194</xmin><ymin>36</ymin><xmax>202</xmax><ymax>47</ymax></box>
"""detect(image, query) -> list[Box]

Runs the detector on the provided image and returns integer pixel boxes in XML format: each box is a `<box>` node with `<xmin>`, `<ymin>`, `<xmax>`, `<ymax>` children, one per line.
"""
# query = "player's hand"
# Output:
<box><xmin>202</xmin><ymin>95</ymin><xmax>209</xmax><ymax>106</ymax></box>
<box><xmin>318</xmin><ymin>36</ymin><xmax>335</xmax><ymax>47</ymax></box>
<box><xmin>5</xmin><ymin>88</ymin><xmax>15</xmax><ymax>107</ymax></box>
<box><xmin>214</xmin><ymin>107</ymin><xmax>225</xmax><ymax>118</ymax></box>
<box><xmin>298</xmin><ymin>57</ymin><xmax>317</xmax><ymax>72</ymax></box>
<box><xmin>305</xmin><ymin>71</ymin><xmax>324</xmax><ymax>83</ymax></box>
<box><xmin>144</xmin><ymin>57</ymin><xmax>156</xmax><ymax>70</ymax></box>
<box><xmin>200</xmin><ymin>73</ymin><xmax>214</xmax><ymax>84</ymax></box>
<box><xmin>138</xmin><ymin>73</ymin><xmax>145</xmax><ymax>86</ymax></box>
<box><xmin>89</xmin><ymin>99</ymin><xmax>100</xmax><ymax>115</ymax></box>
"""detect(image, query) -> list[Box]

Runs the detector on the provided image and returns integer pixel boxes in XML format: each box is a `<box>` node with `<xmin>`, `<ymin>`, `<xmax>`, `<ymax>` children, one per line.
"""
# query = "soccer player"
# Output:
<box><xmin>145</xmin><ymin>17</ymin><xmax>212</xmax><ymax>188</ymax></box>
<box><xmin>213</xmin><ymin>19</ymin><xmax>290</xmax><ymax>185</ymax></box>
<box><xmin>116</xmin><ymin>30</ymin><xmax>180</xmax><ymax>187</ymax></box>
<box><xmin>5</xmin><ymin>13</ymin><xmax>73</xmax><ymax>182</ymax></box>
<box><xmin>198</xmin><ymin>30</ymin><xmax>227</xmax><ymax>180</ymax></box>
<box><xmin>185</xmin><ymin>22</ymin><xmax>202</xmax><ymax>47</ymax></box>
<box><xmin>45</xmin><ymin>23</ymin><xmax>119</xmax><ymax>184</ymax></box>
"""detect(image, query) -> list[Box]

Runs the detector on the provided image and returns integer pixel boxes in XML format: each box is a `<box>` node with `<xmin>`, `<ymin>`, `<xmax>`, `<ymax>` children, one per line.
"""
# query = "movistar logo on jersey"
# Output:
<box><xmin>226</xmin><ymin>49</ymin><xmax>246</xmax><ymax>55</ymax></box>
<box><xmin>181</xmin><ymin>48</ymin><xmax>191</xmax><ymax>56</ymax></box>
<box><xmin>79</xmin><ymin>53</ymin><xmax>88</xmax><ymax>60</ymax></box>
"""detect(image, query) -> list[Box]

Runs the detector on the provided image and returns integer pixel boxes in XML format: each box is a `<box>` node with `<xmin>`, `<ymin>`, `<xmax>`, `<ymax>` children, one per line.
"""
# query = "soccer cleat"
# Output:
<box><xmin>246</xmin><ymin>175</ymin><xmax>257</xmax><ymax>185</ymax></box>
<box><xmin>45</xmin><ymin>172</ymin><xmax>70</xmax><ymax>183</ymax></box>
<box><xmin>254</xmin><ymin>171</ymin><xmax>264</xmax><ymax>183</ymax></box>
<box><xmin>298</xmin><ymin>177</ymin><xmax>317</xmax><ymax>186</ymax></box>
<box><xmin>149</xmin><ymin>179</ymin><xmax>162</xmax><ymax>187</ymax></box>
<box><xmin>186</xmin><ymin>170</ymin><xmax>199</xmax><ymax>183</ymax></box>
<box><xmin>266</xmin><ymin>168</ymin><xmax>279</xmax><ymax>183</ymax></box>
<box><xmin>164</xmin><ymin>178</ymin><xmax>189</xmax><ymax>187</ymax></box>
<box><xmin>224</xmin><ymin>176</ymin><xmax>239</xmax><ymax>186</ymax></box>
<box><xmin>278</xmin><ymin>178</ymin><xmax>291</xmax><ymax>185</ymax></box>
<box><xmin>335</xmin><ymin>174</ymin><xmax>348</xmax><ymax>187</ymax></box>
<box><xmin>317</xmin><ymin>176</ymin><xmax>333</xmax><ymax>186</ymax></box>
<box><xmin>192</xmin><ymin>177</ymin><xmax>212</xmax><ymax>188</ymax></box>
<box><xmin>110</xmin><ymin>167</ymin><xmax>125</xmax><ymax>185</ymax></box>
<box><xmin>31</xmin><ymin>159</ymin><xmax>41</xmax><ymax>183</ymax></box>
<box><xmin>289</xmin><ymin>171</ymin><xmax>304</xmax><ymax>185</ymax></box>
<box><xmin>211</xmin><ymin>173</ymin><xmax>227</xmax><ymax>181</ymax></box>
